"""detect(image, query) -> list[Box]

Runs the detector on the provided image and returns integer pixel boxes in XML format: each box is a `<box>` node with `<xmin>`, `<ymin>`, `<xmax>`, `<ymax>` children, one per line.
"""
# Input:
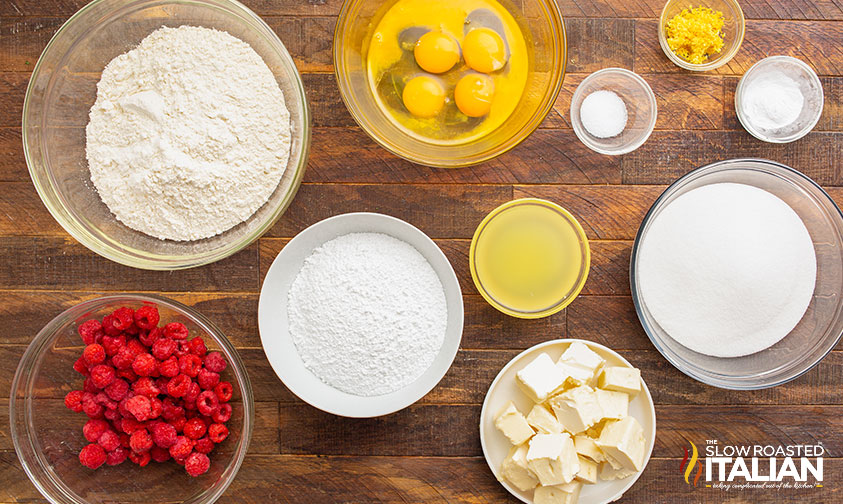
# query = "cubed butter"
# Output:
<box><xmin>526</xmin><ymin>433</ymin><xmax>579</xmax><ymax>486</ymax></box>
<box><xmin>595</xmin><ymin>416</ymin><xmax>646</xmax><ymax>472</ymax></box>
<box><xmin>548</xmin><ymin>385</ymin><xmax>603</xmax><ymax>434</ymax></box>
<box><xmin>598</xmin><ymin>366</ymin><xmax>641</xmax><ymax>396</ymax></box>
<box><xmin>494</xmin><ymin>401</ymin><xmax>535</xmax><ymax>446</ymax></box>
<box><xmin>527</xmin><ymin>404</ymin><xmax>563</xmax><ymax>435</ymax></box>
<box><xmin>575</xmin><ymin>455</ymin><xmax>598</xmax><ymax>484</ymax></box>
<box><xmin>559</xmin><ymin>341</ymin><xmax>604</xmax><ymax>374</ymax></box>
<box><xmin>499</xmin><ymin>444</ymin><xmax>539</xmax><ymax>491</ymax></box>
<box><xmin>599</xmin><ymin>461</ymin><xmax>636</xmax><ymax>481</ymax></box>
<box><xmin>595</xmin><ymin>388</ymin><xmax>629</xmax><ymax>420</ymax></box>
<box><xmin>573</xmin><ymin>434</ymin><xmax>605</xmax><ymax>462</ymax></box>
<box><xmin>533</xmin><ymin>482</ymin><xmax>582</xmax><ymax>504</ymax></box>
<box><xmin>516</xmin><ymin>353</ymin><xmax>568</xmax><ymax>403</ymax></box>
<box><xmin>556</xmin><ymin>361</ymin><xmax>595</xmax><ymax>387</ymax></box>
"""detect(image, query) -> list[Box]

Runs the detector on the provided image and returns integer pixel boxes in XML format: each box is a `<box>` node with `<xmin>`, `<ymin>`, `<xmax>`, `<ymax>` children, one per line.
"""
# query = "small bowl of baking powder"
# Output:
<box><xmin>736</xmin><ymin>56</ymin><xmax>824</xmax><ymax>143</ymax></box>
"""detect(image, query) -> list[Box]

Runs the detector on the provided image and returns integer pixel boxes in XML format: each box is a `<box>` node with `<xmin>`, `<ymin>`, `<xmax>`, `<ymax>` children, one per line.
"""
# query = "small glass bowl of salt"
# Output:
<box><xmin>570</xmin><ymin>68</ymin><xmax>657</xmax><ymax>155</ymax></box>
<box><xmin>736</xmin><ymin>56</ymin><xmax>824</xmax><ymax>143</ymax></box>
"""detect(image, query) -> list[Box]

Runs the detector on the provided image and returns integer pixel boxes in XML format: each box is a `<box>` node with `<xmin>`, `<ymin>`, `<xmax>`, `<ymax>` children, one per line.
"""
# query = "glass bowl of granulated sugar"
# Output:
<box><xmin>631</xmin><ymin>159</ymin><xmax>843</xmax><ymax>389</ymax></box>
<box><xmin>23</xmin><ymin>0</ymin><xmax>310</xmax><ymax>270</ymax></box>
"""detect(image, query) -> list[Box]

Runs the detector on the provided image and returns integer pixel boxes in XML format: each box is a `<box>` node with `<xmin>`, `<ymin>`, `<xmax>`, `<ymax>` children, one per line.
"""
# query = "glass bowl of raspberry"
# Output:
<box><xmin>10</xmin><ymin>295</ymin><xmax>254</xmax><ymax>504</ymax></box>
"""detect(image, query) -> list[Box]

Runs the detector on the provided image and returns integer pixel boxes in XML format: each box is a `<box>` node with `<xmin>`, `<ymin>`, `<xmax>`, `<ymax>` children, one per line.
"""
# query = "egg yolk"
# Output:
<box><xmin>403</xmin><ymin>75</ymin><xmax>446</xmax><ymax>118</ymax></box>
<box><xmin>462</xmin><ymin>28</ymin><xmax>507</xmax><ymax>73</ymax></box>
<box><xmin>455</xmin><ymin>74</ymin><xmax>495</xmax><ymax>117</ymax></box>
<box><xmin>414</xmin><ymin>31</ymin><xmax>461</xmax><ymax>74</ymax></box>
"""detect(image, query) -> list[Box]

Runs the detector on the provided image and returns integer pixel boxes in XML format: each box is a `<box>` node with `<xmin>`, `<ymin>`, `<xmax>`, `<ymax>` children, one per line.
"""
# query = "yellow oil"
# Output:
<box><xmin>472</xmin><ymin>201</ymin><xmax>588</xmax><ymax>315</ymax></box>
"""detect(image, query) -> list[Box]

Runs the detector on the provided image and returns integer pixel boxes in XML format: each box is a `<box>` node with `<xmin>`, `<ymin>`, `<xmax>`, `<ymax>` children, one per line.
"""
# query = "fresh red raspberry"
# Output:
<box><xmin>111</xmin><ymin>348</ymin><xmax>134</xmax><ymax>370</ymax></box>
<box><xmin>82</xmin><ymin>344</ymin><xmax>106</xmax><ymax>366</ymax></box>
<box><xmin>73</xmin><ymin>357</ymin><xmax>89</xmax><ymax>376</ymax></box>
<box><xmin>128</xmin><ymin>450</ymin><xmax>151</xmax><ymax>467</ymax></box>
<box><xmin>208</xmin><ymin>423</ymin><xmax>229</xmax><ymax>444</ymax></box>
<box><xmin>196</xmin><ymin>391</ymin><xmax>219</xmax><ymax>417</ymax></box>
<box><xmin>194</xmin><ymin>437</ymin><xmax>214</xmax><ymax>454</ymax></box>
<box><xmin>111</xmin><ymin>307</ymin><xmax>135</xmax><ymax>331</ymax></box>
<box><xmin>152</xmin><ymin>338</ymin><xmax>177</xmax><ymax>360</ymax></box>
<box><xmin>167</xmin><ymin>374</ymin><xmax>191</xmax><ymax>398</ymax></box>
<box><xmin>83</xmin><ymin>419</ymin><xmax>110</xmax><ymax>442</ymax></box>
<box><xmin>101</xmin><ymin>334</ymin><xmax>126</xmax><ymax>357</ymax></box>
<box><xmin>116</xmin><ymin>368</ymin><xmax>137</xmax><ymax>382</ymax></box>
<box><xmin>203</xmin><ymin>352</ymin><xmax>227</xmax><ymax>373</ymax></box>
<box><xmin>183</xmin><ymin>418</ymin><xmax>207</xmax><ymax>440</ymax></box>
<box><xmin>150</xmin><ymin>421</ymin><xmax>178</xmax><ymax>448</ymax></box>
<box><xmin>83</xmin><ymin>376</ymin><xmax>100</xmax><ymax>393</ymax></box>
<box><xmin>78</xmin><ymin>319</ymin><xmax>104</xmax><ymax>345</ymax></box>
<box><xmin>79</xmin><ymin>443</ymin><xmax>107</xmax><ymax>469</ymax></box>
<box><xmin>212</xmin><ymin>403</ymin><xmax>232</xmax><ymax>424</ymax></box>
<box><xmin>158</xmin><ymin>356</ymin><xmax>179</xmax><ymax>377</ymax></box>
<box><xmin>124</xmin><ymin>322</ymin><xmax>140</xmax><ymax>336</ymax></box>
<box><xmin>214</xmin><ymin>382</ymin><xmax>233</xmax><ymax>403</ymax></box>
<box><xmin>150</xmin><ymin>445</ymin><xmax>171</xmax><ymax>463</ymax></box>
<box><xmin>179</xmin><ymin>354</ymin><xmax>202</xmax><ymax>378</ymax></box>
<box><xmin>134</xmin><ymin>306</ymin><xmax>160</xmax><ymax>330</ymax></box>
<box><xmin>126</xmin><ymin>395</ymin><xmax>153</xmax><ymax>422</ymax></box>
<box><xmin>120</xmin><ymin>416</ymin><xmax>145</xmax><ymax>434</ymax></box>
<box><xmin>94</xmin><ymin>392</ymin><xmax>117</xmax><ymax>410</ymax></box>
<box><xmin>64</xmin><ymin>390</ymin><xmax>84</xmax><ymax>412</ymax></box>
<box><xmin>169</xmin><ymin>436</ymin><xmax>194</xmax><ymax>460</ymax></box>
<box><xmin>105</xmin><ymin>379</ymin><xmax>129</xmax><ymax>401</ymax></box>
<box><xmin>90</xmin><ymin>365</ymin><xmax>116</xmax><ymax>389</ymax></box>
<box><xmin>185</xmin><ymin>452</ymin><xmax>210</xmax><ymax>477</ymax></box>
<box><xmin>170</xmin><ymin>415</ymin><xmax>187</xmax><ymax>433</ymax></box>
<box><xmin>132</xmin><ymin>353</ymin><xmax>158</xmax><ymax>377</ymax></box>
<box><xmin>184</xmin><ymin>381</ymin><xmax>201</xmax><ymax>407</ymax></box>
<box><xmin>131</xmin><ymin>377</ymin><xmax>160</xmax><ymax>397</ymax></box>
<box><xmin>101</xmin><ymin>314</ymin><xmax>122</xmax><ymax>336</ymax></box>
<box><xmin>82</xmin><ymin>398</ymin><xmax>104</xmax><ymax>419</ymax></box>
<box><xmin>185</xmin><ymin>337</ymin><xmax>207</xmax><ymax>357</ymax></box>
<box><xmin>97</xmin><ymin>430</ymin><xmax>120</xmax><ymax>452</ymax></box>
<box><xmin>129</xmin><ymin>429</ymin><xmax>154</xmax><ymax>453</ymax></box>
<box><xmin>106</xmin><ymin>446</ymin><xmax>128</xmax><ymax>466</ymax></box>
<box><xmin>139</xmin><ymin>326</ymin><xmax>162</xmax><ymax>347</ymax></box>
<box><xmin>155</xmin><ymin>376</ymin><xmax>170</xmax><ymax>391</ymax></box>
<box><xmin>104</xmin><ymin>409</ymin><xmax>121</xmax><ymax>422</ymax></box>
<box><xmin>197</xmin><ymin>368</ymin><xmax>220</xmax><ymax>390</ymax></box>
<box><xmin>125</xmin><ymin>338</ymin><xmax>146</xmax><ymax>359</ymax></box>
<box><xmin>164</xmin><ymin>322</ymin><xmax>189</xmax><ymax>340</ymax></box>
<box><xmin>149</xmin><ymin>397</ymin><xmax>163</xmax><ymax>419</ymax></box>
<box><xmin>161</xmin><ymin>398</ymin><xmax>184</xmax><ymax>420</ymax></box>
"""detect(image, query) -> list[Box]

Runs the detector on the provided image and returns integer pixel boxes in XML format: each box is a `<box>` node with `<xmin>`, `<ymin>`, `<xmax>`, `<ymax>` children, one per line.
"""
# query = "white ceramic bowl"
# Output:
<box><xmin>480</xmin><ymin>339</ymin><xmax>656</xmax><ymax>504</ymax></box>
<box><xmin>258</xmin><ymin>212</ymin><xmax>464</xmax><ymax>417</ymax></box>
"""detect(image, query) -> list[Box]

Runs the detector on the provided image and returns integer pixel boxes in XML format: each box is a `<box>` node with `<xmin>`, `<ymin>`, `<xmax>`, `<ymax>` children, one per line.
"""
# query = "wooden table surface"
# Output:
<box><xmin>1</xmin><ymin>0</ymin><xmax>842</xmax><ymax>502</ymax></box>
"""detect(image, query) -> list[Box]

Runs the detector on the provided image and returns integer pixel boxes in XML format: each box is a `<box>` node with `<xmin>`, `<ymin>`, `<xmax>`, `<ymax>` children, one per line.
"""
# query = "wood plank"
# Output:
<box><xmin>0</xmin><ymin>17</ymin><xmax>63</xmax><ymax>71</ymax></box>
<box><xmin>0</xmin><ymin>128</ymin><xmax>25</xmax><ymax>182</ymax></box>
<box><xmin>557</xmin><ymin>0</ymin><xmax>843</xmax><ymax>20</ymax></box>
<box><xmin>0</xmin><ymin>72</ymin><xmax>26</xmax><ymax>126</ymax></box>
<box><xmin>565</xmin><ymin>18</ymin><xmax>635</xmax><ymax>74</ymax></box>
<box><xmin>621</xmin><ymin>131</ymin><xmax>843</xmax><ymax>185</ymax></box>
<box><xmin>0</xmin><ymin>0</ymin><xmax>346</xmax><ymax>18</ymax></box>
<box><xmin>567</xmin><ymin>295</ymin><xmax>650</xmax><ymax>349</ymax></box>
<box><xmin>636</xmin><ymin>19</ymin><xmax>843</xmax><ymax>76</ymax></box>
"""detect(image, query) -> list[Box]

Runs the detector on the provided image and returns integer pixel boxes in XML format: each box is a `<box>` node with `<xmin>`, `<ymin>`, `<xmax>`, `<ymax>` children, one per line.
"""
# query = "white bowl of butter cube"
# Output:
<box><xmin>480</xmin><ymin>339</ymin><xmax>656</xmax><ymax>504</ymax></box>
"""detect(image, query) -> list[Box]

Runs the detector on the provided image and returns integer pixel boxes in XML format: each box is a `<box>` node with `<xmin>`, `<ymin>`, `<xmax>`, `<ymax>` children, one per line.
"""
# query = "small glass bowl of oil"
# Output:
<box><xmin>469</xmin><ymin>198</ymin><xmax>590</xmax><ymax>318</ymax></box>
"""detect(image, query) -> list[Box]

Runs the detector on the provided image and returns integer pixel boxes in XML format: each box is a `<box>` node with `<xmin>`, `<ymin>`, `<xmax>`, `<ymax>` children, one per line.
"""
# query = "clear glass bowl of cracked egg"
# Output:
<box><xmin>23</xmin><ymin>0</ymin><xmax>310</xmax><ymax>270</ymax></box>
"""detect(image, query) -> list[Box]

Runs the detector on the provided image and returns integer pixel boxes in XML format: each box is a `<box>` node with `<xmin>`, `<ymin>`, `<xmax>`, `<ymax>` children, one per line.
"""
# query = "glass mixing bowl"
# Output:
<box><xmin>10</xmin><ymin>294</ymin><xmax>254</xmax><ymax>504</ymax></box>
<box><xmin>333</xmin><ymin>0</ymin><xmax>566</xmax><ymax>167</ymax></box>
<box><xmin>631</xmin><ymin>159</ymin><xmax>843</xmax><ymax>389</ymax></box>
<box><xmin>23</xmin><ymin>0</ymin><xmax>310</xmax><ymax>270</ymax></box>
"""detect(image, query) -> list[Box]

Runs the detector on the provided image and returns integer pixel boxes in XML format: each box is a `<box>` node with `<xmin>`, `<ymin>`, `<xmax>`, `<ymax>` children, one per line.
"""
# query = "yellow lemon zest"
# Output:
<box><xmin>665</xmin><ymin>6</ymin><xmax>725</xmax><ymax>65</ymax></box>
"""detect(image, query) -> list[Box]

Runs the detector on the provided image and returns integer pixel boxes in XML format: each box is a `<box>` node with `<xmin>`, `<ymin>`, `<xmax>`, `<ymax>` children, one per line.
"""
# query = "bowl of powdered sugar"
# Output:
<box><xmin>631</xmin><ymin>159</ymin><xmax>843</xmax><ymax>389</ymax></box>
<box><xmin>23</xmin><ymin>0</ymin><xmax>309</xmax><ymax>269</ymax></box>
<box><xmin>258</xmin><ymin>213</ymin><xmax>464</xmax><ymax>418</ymax></box>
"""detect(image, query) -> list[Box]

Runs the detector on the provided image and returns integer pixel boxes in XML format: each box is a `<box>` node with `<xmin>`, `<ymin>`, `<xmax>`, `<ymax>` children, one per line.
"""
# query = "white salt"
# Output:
<box><xmin>742</xmin><ymin>71</ymin><xmax>804</xmax><ymax>130</ymax></box>
<box><xmin>580</xmin><ymin>90</ymin><xmax>628</xmax><ymax>138</ymax></box>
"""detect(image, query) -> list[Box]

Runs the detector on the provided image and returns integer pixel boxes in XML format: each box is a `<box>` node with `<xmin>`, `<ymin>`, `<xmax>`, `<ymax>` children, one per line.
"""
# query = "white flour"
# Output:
<box><xmin>86</xmin><ymin>26</ymin><xmax>291</xmax><ymax>241</ymax></box>
<box><xmin>288</xmin><ymin>233</ymin><xmax>448</xmax><ymax>396</ymax></box>
<box><xmin>638</xmin><ymin>183</ymin><xmax>816</xmax><ymax>358</ymax></box>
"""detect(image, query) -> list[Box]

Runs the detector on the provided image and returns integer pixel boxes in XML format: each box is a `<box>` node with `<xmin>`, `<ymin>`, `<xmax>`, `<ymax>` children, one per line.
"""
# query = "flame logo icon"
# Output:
<box><xmin>680</xmin><ymin>440</ymin><xmax>703</xmax><ymax>487</ymax></box>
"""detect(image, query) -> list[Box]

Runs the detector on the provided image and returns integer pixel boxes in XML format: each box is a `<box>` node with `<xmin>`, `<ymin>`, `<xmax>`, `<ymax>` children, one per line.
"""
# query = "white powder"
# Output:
<box><xmin>86</xmin><ymin>26</ymin><xmax>291</xmax><ymax>241</ymax></box>
<box><xmin>638</xmin><ymin>183</ymin><xmax>816</xmax><ymax>358</ymax></box>
<box><xmin>742</xmin><ymin>71</ymin><xmax>804</xmax><ymax>130</ymax></box>
<box><xmin>288</xmin><ymin>233</ymin><xmax>448</xmax><ymax>396</ymax></box>
<box><xmin>580</xmin><ymin>90</ymin><xmax>628</xmax><ymax>138</ymax></box>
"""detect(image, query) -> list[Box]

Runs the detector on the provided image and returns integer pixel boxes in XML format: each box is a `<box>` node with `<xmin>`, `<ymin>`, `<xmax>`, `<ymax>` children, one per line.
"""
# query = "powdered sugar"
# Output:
<box><xmin>86</xmin><ymin>25</ymin><xmax>291</xmax><ymax>241</ymax></box>
<box><xmin>287</xmin><ymin>233</ymin><xmax>448</xmax><ymax>396</ymax></box>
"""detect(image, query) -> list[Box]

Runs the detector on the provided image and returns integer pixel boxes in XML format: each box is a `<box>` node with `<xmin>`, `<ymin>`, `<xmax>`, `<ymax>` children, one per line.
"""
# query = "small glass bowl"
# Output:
<box><xmin>631</xmin><ymin>159</ymin><xmax>843</xmax><ymax>390</ymax></box>
<box><xmin>469</xmin><ymin>198</ymin><xmax>590</xmax><ymax>319</ymax></box>
<box><xmin>333</xmin><ymin>0</ymin><xmax>566</xmax><ymax>167</ymax></box>
<box><xmin>23</xmin><ymin>0</ymin><xmax>310</xmax><ymax>270</ymax></box>
<box><xmin>659</xmin><ymin>0</ymin><xmax>745</xmax><ymax>71</ymax></box>
<box><xmin>570</xmin><ymin>68</ymin><xmax>657</xmax><ymax>155</ymax></box>
<box><xmin>736</xmin><ymin>56</ymin><xmax>825</xmax><ymax>143</ymax></box>
<box><xmin>10</xmin><ymin>294</ymin><xmax>254</xmax><ymax>504</ymax></box>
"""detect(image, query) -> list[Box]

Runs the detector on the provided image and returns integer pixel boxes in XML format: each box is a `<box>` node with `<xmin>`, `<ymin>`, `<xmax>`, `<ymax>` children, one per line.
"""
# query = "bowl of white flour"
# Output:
<box><xmin>258</xmin><ymin>213</ymin><xmax>464</xmax><ymax>418</ymax></box>
<box><xmin>23</xmin><ymin>0</ymin><xmax>310</xmax><ymax>269</ymax></box>
<box><xmin>631</xmin><ymin>159</ymin><xmax>843</xmax><ymax>389</ymax></box>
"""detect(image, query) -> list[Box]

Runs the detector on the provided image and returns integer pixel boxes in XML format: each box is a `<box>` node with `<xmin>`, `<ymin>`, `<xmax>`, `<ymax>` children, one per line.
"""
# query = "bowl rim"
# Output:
<box><xmin>569</xmin><ymin>67</ymin><xmax>658</xmax><ymax>156</ymax></box>
<box><xmin>22</xmin><ymin>0</ymin><xmax>311</xmax><ymax>271</ymax></box>
<box><xmin>734</xmin><ymin>55</ymin><xmax>825</xmax><ymax>144</ymax></box>
<box><xmin>332</xmin><ymin>0</ymin><xmax>567</xmax><ymax>168</ymax></box>
<box><xmin>657</xmin><ymin>0</ymin><xmax>746</xmax><ymax>72</ymax></box>
<box><xmin>468</xmin><ymin>197</ymin><xmax>591</xmax><ymax>318</ymax></box>
<box><xmin>478</xmin><ymin>338</ymin><xmax>657</xmax><ymax>504</ymax></box>
<box><xmin>629</xmin><ymin>158</ymin><xmax>843</xmax><ymax>390</ymax></box>
<box><xmin>9</xmin><ymin>293</ymin><xmax>255</xmax><ymax>504</ymax></box>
